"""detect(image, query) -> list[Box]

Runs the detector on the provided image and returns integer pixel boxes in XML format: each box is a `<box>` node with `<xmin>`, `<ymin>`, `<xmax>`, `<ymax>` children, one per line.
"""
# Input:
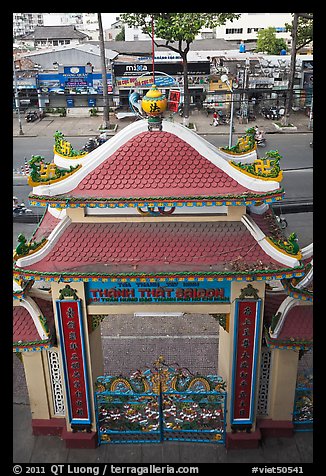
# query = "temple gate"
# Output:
<box><xmin>13</xmin><ymin>85</ymin><xmax>313</xmax><ymax>449</ymax></box>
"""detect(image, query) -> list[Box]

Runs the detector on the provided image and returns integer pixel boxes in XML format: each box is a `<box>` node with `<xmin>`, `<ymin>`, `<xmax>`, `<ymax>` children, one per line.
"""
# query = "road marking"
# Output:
<box><xmin>283</xmin><ymin>168</ymin><xmax>313</xmax><ymax>173</ymax></box>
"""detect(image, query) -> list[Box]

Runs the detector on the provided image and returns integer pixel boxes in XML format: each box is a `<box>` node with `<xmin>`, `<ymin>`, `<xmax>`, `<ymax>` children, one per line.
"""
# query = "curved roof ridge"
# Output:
<box><xmin>32</xmin><ymin>119</ymin><xmax>280</xmax><ymax>199</ymax></box>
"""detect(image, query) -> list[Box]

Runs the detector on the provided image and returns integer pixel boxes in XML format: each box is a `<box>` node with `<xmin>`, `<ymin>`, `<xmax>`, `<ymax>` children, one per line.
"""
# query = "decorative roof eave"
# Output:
<box><xmin>241</xmin><ymin>214</ymin><xmax>301</xmax><ymax>268</ymax></box>
<box><xmin>15</xmin><ymin>296</ymin><xmax>50</xmax><ymax>340</ymax></box>
<box><xmin>32</xmin><ymin>120</ymin><xmax>281</xmax><ymax>198</ymax></box>
<box><xmin>281</xmin><ymin>278</ymin><xmax>313</xmax><ymax>302</ymax></box>
<box><xmin>13</xmin><ymin>265</ymin><xmax>305</xmax><ymax>284</ymax></box>
<box><xmin>264</xmin><ymin>328</ymin><xmax>312</xmax><ymax>351</ymax></box>
<box><xmin>28</xmin><ymin>189</ymin><xmax>285</xmax><ymax>209</ymax></box>
<box><xmin>13</xmin><ymin>339</ymin><xmax>53</xmax><ymax>353</ymax></box>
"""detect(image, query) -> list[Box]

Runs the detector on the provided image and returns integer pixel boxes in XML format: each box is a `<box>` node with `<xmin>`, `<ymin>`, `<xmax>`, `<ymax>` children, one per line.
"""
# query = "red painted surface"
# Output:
<box><xmin>61</xmin><ymin>428</ymin><xmax>98</xmax><ymax>449</ymax></box>
<box><xmin>23</xmin><ymin>221</ymin><xmax>283</xmax><ymax>274</ymax></box>
<box><xmin>72</xmin><ymin>131</ymin><xmax>252</xmax><ymax>199</ymax></box>
<box><xmin>226</xmin><ymin>429</ymin><xmax>262</xmax><ymax>449</ymax></box>
<box><xmin>57</xmin><ymin>301</ymin><xmax>90</xmax><ymax>424</ymax></box>
<box><xmin>257</xmin><ymin>419</ymin><xmax>294</xmax><ymax>438</ymax></box>
<box><xmin>32</xmin><ymin>418</ymin><xmax>65</xmax><ymax>436</ymax></box>
<box><xmin>233</xmin><ymin>301</ymin><xmax>259</xmax><ymax>422</ymax></box>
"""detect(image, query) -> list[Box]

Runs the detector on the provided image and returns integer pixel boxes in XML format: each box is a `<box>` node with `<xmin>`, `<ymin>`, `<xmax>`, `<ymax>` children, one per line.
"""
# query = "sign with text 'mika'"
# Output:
<box><xmin>56</xmin><ymin>300</ymin><xmax>92</xmax><ymax>426</ymax></box>
<box><xmin>85</xmin><ymin>278</ymin><xmax>231</xmax><ymax>305</ymax></box>
<box><xmin>231</xmin><ymin>299</ymin><xmax>262</xmax><ymax>426</ymax></box>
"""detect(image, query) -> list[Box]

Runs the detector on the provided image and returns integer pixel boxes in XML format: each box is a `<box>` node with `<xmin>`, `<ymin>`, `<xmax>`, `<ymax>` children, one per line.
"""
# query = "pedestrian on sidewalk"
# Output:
<box><xmin>210</xmin><ymin>111</ymin><xmax>219</xmax><ymax>127</ymax></box>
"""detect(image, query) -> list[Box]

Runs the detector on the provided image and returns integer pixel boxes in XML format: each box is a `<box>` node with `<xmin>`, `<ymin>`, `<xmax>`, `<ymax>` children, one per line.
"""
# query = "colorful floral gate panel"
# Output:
<box><xmin>94</xmin><ymin>357</ymin><xmax>227</xmax><ymax>444</ymax></box>
<box><xmin>293</xmin><ymin>361</ymin><xmax>313</xmax><ymax>432</ymax></box>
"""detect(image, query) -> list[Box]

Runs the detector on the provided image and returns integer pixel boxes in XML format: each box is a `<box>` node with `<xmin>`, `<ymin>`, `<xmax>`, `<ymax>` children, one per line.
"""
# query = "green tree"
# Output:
<box><xmin>282</xmin><ymin>13</ymin><xmax>313</xmax><ymax>125</ymax></box>
<box><xmin>115</xmin><ymin>26</ymin><xmax>125</xmax><ymax>41</ymax></box>
<box><xmin>120</xmin><ymin>13</ymin><xmax>240</xmax><ymax>125</ymax></box>
<box><xmin>285</xmin><ymin>14</ymin><xmax>313</xmax><ymax>52</ymax></box>
<box><xmin>256</xmin><ymin>27</ymin><xmax>287</xmax><ymax>54</ymax></box>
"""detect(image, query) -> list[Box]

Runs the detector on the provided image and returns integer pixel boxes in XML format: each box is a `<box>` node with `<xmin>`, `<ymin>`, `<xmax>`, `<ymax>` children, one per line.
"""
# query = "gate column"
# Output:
<box><xmin>219</xmin><ymin>281</ymin><xmax>266</xmax><ymax>449</ymax></box>
<box><xmin>51</xmin><ymin>281</ymin><xmax>99</xmax><ymax>448</ymax></box>
<box><xmin>258</xmin><ymin>348</ymin><xmax>298</xmax><ymax>437</ymax></box>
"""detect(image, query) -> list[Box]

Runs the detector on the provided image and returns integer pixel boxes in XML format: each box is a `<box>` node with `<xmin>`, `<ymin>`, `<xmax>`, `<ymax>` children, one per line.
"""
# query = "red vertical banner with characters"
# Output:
<box><xmin>56</xmin><ymin>299</ymin><xmax>92</xmax><ymax>428</ymax></box>
<box><xmin>167</xmin><ymin>90</ymin><xmax>181</xmax><ymax>112</ymax></box>
<box><xmin>231</xmin><ymin>299</ymin><xmax>262</xmax><ymax>427</ymax></box>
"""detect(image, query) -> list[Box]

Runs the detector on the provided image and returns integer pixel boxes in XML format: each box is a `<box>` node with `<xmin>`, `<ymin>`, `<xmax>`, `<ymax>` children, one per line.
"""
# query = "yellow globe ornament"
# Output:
<box><xmin>141</xmin><ymin>84</ymin><xmax>167</xmax><ymax>116</ymax></box>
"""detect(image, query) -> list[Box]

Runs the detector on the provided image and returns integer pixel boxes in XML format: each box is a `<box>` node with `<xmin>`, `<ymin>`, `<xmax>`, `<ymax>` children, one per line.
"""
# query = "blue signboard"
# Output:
<box><xmin>37</xmin><ymin>70</ymin><xmax>112</xmax><ymax>94</ymax></box>
<box><xmin>85</xmin><ymin>278</ymin><xmax>231</xmax><ymax>304</ymax></box>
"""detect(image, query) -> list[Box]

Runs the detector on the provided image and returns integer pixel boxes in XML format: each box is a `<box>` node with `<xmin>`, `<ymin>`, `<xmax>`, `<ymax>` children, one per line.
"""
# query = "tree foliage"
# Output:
<box><xmin>120</xmin><ymin>13</ymin><xmax>240</xmax><ymax>46</ymax></box>
<box><xmin>256</xmin><ymin>27</ymin><xmax>287</xmax><ymax>55</ymax></box>
<box><xmin>120</xmin><ymin>13</ymin><xmax>240</xmax><ymax>121</ymax></box>
<box><xmin>115</xmin><ymin>26</ymin><xmax>125</xmax><ymax>41</ymax></box>
<box><xmin>285</xmin><ymin>13</ymin><xmax>313</xmax><ymax>51</ymax></box>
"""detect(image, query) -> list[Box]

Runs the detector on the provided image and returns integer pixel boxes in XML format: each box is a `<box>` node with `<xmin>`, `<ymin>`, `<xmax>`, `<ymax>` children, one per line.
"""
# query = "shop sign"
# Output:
<box><xmin>230</xmin><ymin>299</ymin><xmax>262</xmax><ymax>426</ymax></box>
<box><xmin>116</xmin><ymin>75</ymin><xmax>176</xmax><ymax>89</ymax></box>
<box><xmin>85</xmin><ymin>278</ymin><xmax>231</xmax><ymax>304</ymax></box>
<box><xmin>56</xmin><ymin>299</ymin><xmax>92</xmax><ymax>426</ymax></box>
<box><xmin>37</xmin><ymin>72</ymin><xmax>112</xmax><ymax>94</ymax></box>
<box><xmin>114</xmin><ymin>62</ymin><xmax>210</xmax><ymax>77</ymax></box>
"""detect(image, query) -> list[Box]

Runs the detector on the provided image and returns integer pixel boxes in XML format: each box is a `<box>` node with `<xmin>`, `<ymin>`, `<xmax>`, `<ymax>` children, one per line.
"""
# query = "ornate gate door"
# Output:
<box><xmin>95</xmin><ymin>356</ymin><xmax>227</xmax><ymax>445</ymax></box>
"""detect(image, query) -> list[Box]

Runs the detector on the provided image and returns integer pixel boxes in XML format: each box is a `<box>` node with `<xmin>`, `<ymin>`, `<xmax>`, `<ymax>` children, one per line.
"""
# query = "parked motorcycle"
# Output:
<box><xmin>276</xmin><ymin>215</ymin><xmax>288</xmax><ymax>229</ymax></box>
<box><xmin>217</xmin><ymin>111</ymin><xmax>230</xmax><ymax>125</ymax></box>
<box><xmin>25</xmin><ymin>111</ymin><xmax>38</xmax><ymax>123</ymax></box>
<box><xmin>13</xmin><ymin>202</ymin><xmax>33</xmax><ymax>216</ymax></box>
<box><xmin>82</xmin><ymin>137</ymin><xmax>99</xmax><ymax>153</ymax></box>
<box><xmin>260</xmin><ymin>106</ymin><xmax>284</xmax><ymax>121</ymax></box>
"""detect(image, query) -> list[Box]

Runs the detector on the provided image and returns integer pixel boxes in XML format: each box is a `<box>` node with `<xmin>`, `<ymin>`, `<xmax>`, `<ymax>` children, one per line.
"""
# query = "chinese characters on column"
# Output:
<box><xmin>232</xmin><ymin>300</ymin><xmax>261</xmax><ymax>425</ymax></box>
<box><xmin>56</xmin><ymin>300</ymin><xmax>91</xmax><ymax>426</ymax></box>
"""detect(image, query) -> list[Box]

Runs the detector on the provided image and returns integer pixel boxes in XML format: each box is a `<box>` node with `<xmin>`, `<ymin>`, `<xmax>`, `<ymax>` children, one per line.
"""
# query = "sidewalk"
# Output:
<box><xmin>13</xmin><ymin>109</ymin><xmax>313</xmax><ymax>138</ymax></box>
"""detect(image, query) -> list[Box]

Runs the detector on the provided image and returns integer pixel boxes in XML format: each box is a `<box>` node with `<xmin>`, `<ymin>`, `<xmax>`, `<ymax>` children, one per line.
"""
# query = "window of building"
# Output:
<box><xmin>226</xmin><ymin>28</ymin><xmax>243</xmax><ymax>34</ymax></box>
<box><xmin>64</xmin><ymin>40</ymin><xmax>70</xmax><ymax>44</ymax></box>
<box><xmin>133</xmin><ymin>34</ymin><xmax>139</xmax><ymax>40</ymax></box>
<box><xmin>247</xmin><ymin>28</ymin><xmax>260</xmax><ymax>34</ymax></box>
<box><xmin>53</xmin><ymin>40</ymin><xmax>58</xmax><ymax>46</ymax></box>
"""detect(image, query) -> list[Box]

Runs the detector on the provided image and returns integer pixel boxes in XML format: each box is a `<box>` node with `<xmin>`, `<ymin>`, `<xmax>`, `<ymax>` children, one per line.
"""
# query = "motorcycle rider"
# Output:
<box><xmin>254</xmin><ymin>125</ymin><xmax>264</xmax><ymax>142</ymax></box>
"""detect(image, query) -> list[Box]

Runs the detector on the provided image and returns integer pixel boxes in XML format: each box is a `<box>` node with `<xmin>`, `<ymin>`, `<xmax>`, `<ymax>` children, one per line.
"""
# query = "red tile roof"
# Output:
<box><xmin>32</xmin><ymin>209</ymin><xmax>61</xmax><ymax>242</ymax></box>
<box><xmin>13</xmin><ymin>306</ymin><xmax>39</xmax><ymax>343</ymax></box>
<box><xmin>20</xmin><ymin>221</ymin><xmax>286</xmax><ymax>275</ymax></box>
<box><xmin>13</xmin><ymin>297</ymin><xmax>54</xmax><ymax>346</ymax></box>
<box><xmin>278</xmin><ymin>304</ymin><xmax>313</xmax><ymax>342</ymax></box>
<box><xmin>71</xmin><ymin>131</ymin><xmax>251</xmax><ymax>199</ymax></box>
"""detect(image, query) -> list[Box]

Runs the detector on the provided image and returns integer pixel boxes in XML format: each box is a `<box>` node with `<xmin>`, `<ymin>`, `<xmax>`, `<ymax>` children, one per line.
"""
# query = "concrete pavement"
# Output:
<box><xmin>13</xmin><ymin>402</ymin><xmax>313</xmax><ymax>464</ymax></box>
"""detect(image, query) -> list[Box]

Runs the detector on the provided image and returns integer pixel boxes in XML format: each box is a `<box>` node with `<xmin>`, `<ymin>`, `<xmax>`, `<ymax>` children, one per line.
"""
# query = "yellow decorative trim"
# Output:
<box><xmin>53</xmin><ymin>145</ymin><xmax>88</xmax><ymax>160</ymax></box>
<box><xmin>13</xmin><ymin>239</ymin><xmax>48</xmax><ymax>261</ymax></box>
<box><xmin>28</xmin><ymin>164</ymin><xmax>82</xmax><ymax>187</ymax></box>
<box><xmin>229</xmin><ymin>162</ymin><xmax>283</xmax><ymax>182</ymax></box>
<box><xmin>219</xmin><ymin>145</ymin><xmax>256</xmax><ymax>156</ymax></box>
<box><xmin>265</xmin><ymin>237</ymin><xmax>302</xmax><ymax>260</ymax></box>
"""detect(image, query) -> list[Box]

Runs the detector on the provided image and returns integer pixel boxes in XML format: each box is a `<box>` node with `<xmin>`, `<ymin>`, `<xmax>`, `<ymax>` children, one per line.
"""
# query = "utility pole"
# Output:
<box><xmin>97</xmin><ymin>13</ymin><xmax>110</xmax><ymax>129</ymax></box>
<box><xmin>13</xmin><ymin>59</ymin><xmax>24</xmax><ymax>135</ymax></box>
<box><xmin>282</xmin><ymin>13</ymin><xmax>299</xmax><ymax>126</ymax></box>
